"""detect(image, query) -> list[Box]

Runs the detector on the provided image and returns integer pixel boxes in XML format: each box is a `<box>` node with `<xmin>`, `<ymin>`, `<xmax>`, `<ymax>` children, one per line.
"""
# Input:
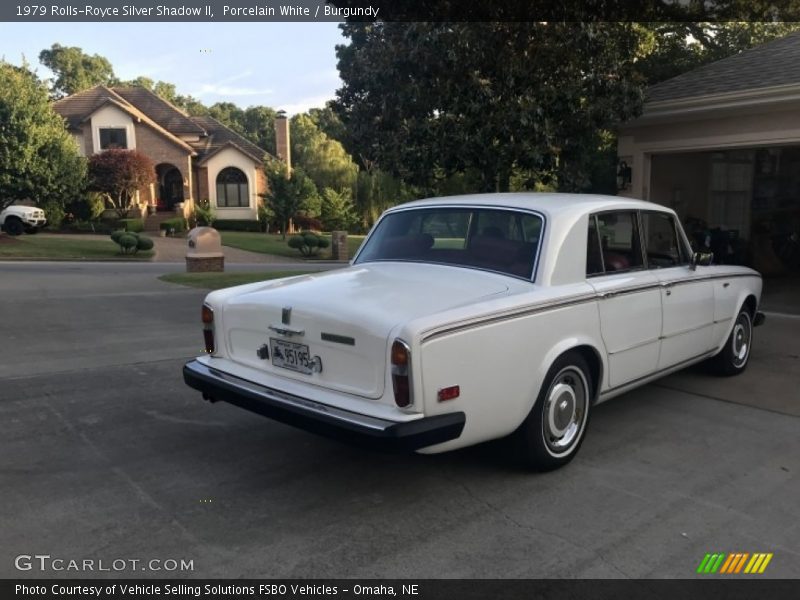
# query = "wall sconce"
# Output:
<box><xmin>616</xmin><ymin>160</ymin><xmax>632</xmax><ymax>191</ymax></box>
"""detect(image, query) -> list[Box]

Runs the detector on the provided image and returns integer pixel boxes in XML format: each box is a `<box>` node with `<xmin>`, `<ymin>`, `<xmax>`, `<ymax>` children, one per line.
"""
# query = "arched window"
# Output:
<box><xmin>216</xmin><ymin>167</ymin><xmax>249</xmax><ymax>207</ymax></box>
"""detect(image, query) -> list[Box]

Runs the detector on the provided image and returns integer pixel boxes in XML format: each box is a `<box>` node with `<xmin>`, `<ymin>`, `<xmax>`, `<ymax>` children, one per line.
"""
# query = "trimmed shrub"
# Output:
<box><xmin>119</xmin><ymin>218</ymin><xmax>144</xmax><ymax>233</ymax></box>
<box><xmin>110</xmin><ymin>230</ymin><xmax>128</xmax><ymax>244</ymax></box>
<box><xmin>288</xmin><ymin>231</ymin><xmax>330</xmax><ymax>257</ymax></box>
<box><xmin>136</xmin><ymin>235</ymin><xmax>154</xmax><ymax>251</ymax></box>
<box><xmin>213</xmin><ymin>219</ymin><xmax>262</xmax><ymax>232</ymax></box>
<box><xmin>117</xmin><ymin>233</ymin><xmax>139</xmax><ymax>254</ymax></box>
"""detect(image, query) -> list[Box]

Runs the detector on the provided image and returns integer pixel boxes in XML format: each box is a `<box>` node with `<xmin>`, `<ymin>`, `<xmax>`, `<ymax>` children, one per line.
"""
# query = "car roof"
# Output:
<box><xmin>390</xmin><ymin>193</ymin><xmax>668</xmax><ymax>220</ymax></box>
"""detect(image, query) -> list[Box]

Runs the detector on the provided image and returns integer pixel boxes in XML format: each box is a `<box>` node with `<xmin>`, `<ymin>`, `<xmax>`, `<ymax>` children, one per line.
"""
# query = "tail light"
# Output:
<box><xmin>202</xmin><ymin>304</ymin><xmax>215</xmax><ymax>354</ymax></box>
<box><xmin>391</xmin><ymin>339</ymin><xmax>413</xmax><ymax>408</ymax></box>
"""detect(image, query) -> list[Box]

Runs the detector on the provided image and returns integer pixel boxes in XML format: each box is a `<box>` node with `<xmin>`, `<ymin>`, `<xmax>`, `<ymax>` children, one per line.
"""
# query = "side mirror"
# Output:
<box><xmin>691</xmin><ymin>251</ymin><xmax>714</xmax><ymax>270</ymax></box>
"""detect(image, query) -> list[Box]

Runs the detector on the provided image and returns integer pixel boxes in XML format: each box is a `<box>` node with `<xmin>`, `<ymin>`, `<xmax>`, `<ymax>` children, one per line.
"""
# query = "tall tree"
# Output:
<box><xmin>262</xmin><ymin>160</ymin><xmax>319</xmax><ymax>239</ymax></box>
<box><xmin>38</xmin><ymin>43</ymin><xmax>116</xmax><ymax>97</ymax></box>
<box><xmin>290</xmin><ymin>114</ymin><xmax>358</xmax><ymax>193</ymax></box>
<box><xmin>0</xmin><ymin>61</ymin><xmax>86</xmax><ymax>213</ymax></box>
<box><xmin>335</xmin><ymin>22</ymin><xmax>645</xmax><ymax>193</ymax></box>
<box><xmin>88</xmin><ymin>149</ymin><xmax>155</xmax><ymax>218</ymax></box>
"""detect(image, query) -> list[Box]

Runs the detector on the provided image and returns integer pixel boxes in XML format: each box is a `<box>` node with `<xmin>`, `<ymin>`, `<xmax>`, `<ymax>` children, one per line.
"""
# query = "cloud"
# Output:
<box><xmin>277</xmin><ymin>94</ymin><xmax>335</xmax><ymax>116</ymax></box>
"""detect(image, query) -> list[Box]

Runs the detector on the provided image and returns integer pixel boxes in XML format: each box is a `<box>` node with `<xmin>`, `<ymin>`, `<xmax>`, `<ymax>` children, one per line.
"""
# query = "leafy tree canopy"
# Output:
<box><xmin>0</xmin><ymin>61</ymin><xmax>86</xmax><ymax>213</ymax></box>
<box><xmin>290</xmin><ymin>114</ymin><xmax>358</xmax><ymax>193</ymax></box>
<box><xmin>334</xmin><ymin>22</ymin><xmax>646</xmax><ymax>193</ymax></box>
<box><xmin>39</xmin><ymin>43</ymin><xmax>116</xmax><ymax>97</ymax></box>
<box><xmin>88</xmin><ymin>149</ymin><xmax>155</xmax><ymax>218</ymax></box>
<box><xmin>262</xmin><ymin>160</ymin><xmax>320</xmax><ymax>239</ymax></box>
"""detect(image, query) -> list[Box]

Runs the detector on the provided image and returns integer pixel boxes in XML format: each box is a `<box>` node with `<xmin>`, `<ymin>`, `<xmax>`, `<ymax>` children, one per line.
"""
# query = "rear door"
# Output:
<box><xmin>587</xmin><ymin>211</ymin><xmax>663</xmax><ymax>388</ymax></box>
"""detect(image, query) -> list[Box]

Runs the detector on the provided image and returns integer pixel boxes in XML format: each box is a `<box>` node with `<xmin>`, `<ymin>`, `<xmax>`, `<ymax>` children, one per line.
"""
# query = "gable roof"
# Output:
<box><xmin>647</xmin><ymin>31</ymin><xmax>800</xmax><ymax>104</ymax></box>
<box><xmin>190</xmin><ymin>115</ymin><xmax>267</xmax><ymax>164</ymax></box>
<box><xmin>53</xmin><ymin>86</ymin><xmax>196</xmax><ymax>153</ymax></box>
<box><xmin>112</xmin><ymin>86</ymin><xmax>206</xmax><ymax>136</ymax></box>
<box><xmin>52</xmin><ymin>85</ymin><xmax>270</xmax><ymax>165</ymax></box>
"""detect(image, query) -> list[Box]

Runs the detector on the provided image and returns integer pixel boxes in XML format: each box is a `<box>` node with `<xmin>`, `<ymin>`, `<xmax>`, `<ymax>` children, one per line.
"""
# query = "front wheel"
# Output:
<box><xmin>514</xmin><ymin>352</ymin><xmax>593</xmax><ymax>471</ymax></box>
<box><xmin>3</xmin><ymin>218</ymin><xmax>24</xmax><ymax>236</ymax></box>
<box><xmin>710</xmin><ymin>306</ymin><xmax>753</xmax><ymax>376</ymax></box>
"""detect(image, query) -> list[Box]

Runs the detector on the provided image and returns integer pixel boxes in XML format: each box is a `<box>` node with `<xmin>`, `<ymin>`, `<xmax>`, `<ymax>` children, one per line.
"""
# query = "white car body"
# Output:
<box><xmin>184</xmin><ymin>194</ymin><xmax>764</xmax><ymax>468</ymax></box>
<box><xmin>0</xmin><ymin>205</ymin><xmax>47</xmax><ymax>234</ymax></box>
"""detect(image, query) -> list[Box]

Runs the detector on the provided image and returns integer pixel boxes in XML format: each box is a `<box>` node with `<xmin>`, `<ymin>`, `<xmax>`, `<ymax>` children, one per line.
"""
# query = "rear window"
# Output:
<box><xmin>355</xmin><ymin>207</ymin><xmax>543</xmax><ymax>279</ymax></box>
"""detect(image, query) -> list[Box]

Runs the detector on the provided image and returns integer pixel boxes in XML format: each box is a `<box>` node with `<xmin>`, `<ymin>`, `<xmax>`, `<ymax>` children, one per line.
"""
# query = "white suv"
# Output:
<box><xmin>0</xmin><ymin>205</ymin><xmax>47</xmax><ymax>235</ymax></box>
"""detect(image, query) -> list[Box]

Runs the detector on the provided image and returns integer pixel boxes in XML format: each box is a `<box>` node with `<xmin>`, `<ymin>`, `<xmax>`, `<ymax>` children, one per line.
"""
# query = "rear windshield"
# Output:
<box><xmin>355</xmin><ymin>207</ymin><xmax>543</xmax><ymax>279</ymax></box>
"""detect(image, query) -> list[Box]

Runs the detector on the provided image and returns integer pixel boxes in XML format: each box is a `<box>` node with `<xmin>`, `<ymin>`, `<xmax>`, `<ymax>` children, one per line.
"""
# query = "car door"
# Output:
<box><xmin>641</xmin><ymin>211</ymin><xmax>715</xmax><ymax>369</ymax></box>
<box><xmin>587</xmin><ymin>211</ymin><xmax>663</xmax><ymax>388</ymax></box>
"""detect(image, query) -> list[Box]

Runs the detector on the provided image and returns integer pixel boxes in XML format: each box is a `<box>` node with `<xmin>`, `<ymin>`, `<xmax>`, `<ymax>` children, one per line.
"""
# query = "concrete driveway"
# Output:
<box><xmin>1</xmin><ymin>262</ymin><xmax>798</xmax><ymax>579</ymax></box>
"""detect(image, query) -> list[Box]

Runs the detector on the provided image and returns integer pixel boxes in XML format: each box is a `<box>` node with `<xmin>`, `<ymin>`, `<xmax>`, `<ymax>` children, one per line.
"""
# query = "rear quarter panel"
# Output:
<box><xmin>411</xmin><ymin>284</ymin><xmax>605</xmax><ymax>452</ymax></box>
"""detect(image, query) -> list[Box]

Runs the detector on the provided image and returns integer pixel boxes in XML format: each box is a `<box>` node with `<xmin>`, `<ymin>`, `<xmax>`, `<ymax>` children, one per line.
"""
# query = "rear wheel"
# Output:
<box><xmin>710</xmin><ymin>306</ymin><xmax>753</xmax><ymax>376</ymax></box>
<box><xmin>514</xmin><ymin>352</ymin><xmax>592</xmax><ymax>471</ymax></box>
<box><xmin>3</xmin><ymin>218</ymin><xmax>23</xmax><ymax>236</ymax></box>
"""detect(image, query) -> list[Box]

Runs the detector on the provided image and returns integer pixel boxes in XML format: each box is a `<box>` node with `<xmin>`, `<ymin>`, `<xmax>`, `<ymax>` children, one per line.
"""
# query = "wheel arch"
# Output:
<box><xmin>540</xmin><ymin>341</ymin><xmax>604</xmax><ymax>405</ymax></box>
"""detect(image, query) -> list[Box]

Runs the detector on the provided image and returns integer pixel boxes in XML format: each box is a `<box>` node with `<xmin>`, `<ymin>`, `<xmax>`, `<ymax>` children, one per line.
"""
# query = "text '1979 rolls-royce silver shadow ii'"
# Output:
<box><xmin>183</xmin><ymin>194</ymin><xmax>765</xmax><ymax>470</ymax></box>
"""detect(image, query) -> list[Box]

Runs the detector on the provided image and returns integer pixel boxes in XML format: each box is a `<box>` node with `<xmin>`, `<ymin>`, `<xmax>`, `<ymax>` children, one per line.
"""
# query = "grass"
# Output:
<box><xmin>0</xmin><ymin>233</ymin><xmax>153</xmax><ymax>260</ymax></box>
<box><xmin>159</xmin><ymin>270</ymin><xmax>312</xmax><ymax>290</ymax></box>
<box><xmin>220</xmin><ymin>232</ymin><xmax>366</xmax><ymax>259</ymax></box>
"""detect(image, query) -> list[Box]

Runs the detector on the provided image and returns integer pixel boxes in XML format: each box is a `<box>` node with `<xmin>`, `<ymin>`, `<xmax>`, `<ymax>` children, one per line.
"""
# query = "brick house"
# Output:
<box><xmin>53</xmin><ymin>85</ymin><xmax>291</xmax><ymax>223</ymax></box>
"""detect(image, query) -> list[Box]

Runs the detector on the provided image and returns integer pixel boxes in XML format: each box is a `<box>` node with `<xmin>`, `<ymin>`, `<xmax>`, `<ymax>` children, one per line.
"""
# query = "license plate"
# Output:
<box><xmin>270</xmin><ymin>338</ymin><xmax>313</xmax><ymax>375</ymax></box>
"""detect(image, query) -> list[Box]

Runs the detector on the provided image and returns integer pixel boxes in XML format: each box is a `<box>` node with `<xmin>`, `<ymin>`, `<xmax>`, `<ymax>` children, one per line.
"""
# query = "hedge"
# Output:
<box><xmin>213</xmin><ymin>219</ymin><xmax>262</xmax><ymax>232</ymax></box>
<box><xmin>159</xmin><ymin>217</ymin><xmax>187</xmax><ymax>233</ymax></box>
<box><xmin>118</xmin><ymin>218</ymin><xmax>144</xmax><ymax>233</ymax></box>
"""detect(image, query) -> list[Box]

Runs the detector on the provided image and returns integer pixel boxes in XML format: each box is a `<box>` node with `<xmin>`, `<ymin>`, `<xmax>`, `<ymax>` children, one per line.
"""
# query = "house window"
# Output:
<box><xmin>99</xmin><ymin>128</ymin><xmax>128</xmax><ymax>150</ymax></box>
<box><xmin>216</xmin><ymin>167</ymin><xmax>249</xmax><ymax>208</ymax></box>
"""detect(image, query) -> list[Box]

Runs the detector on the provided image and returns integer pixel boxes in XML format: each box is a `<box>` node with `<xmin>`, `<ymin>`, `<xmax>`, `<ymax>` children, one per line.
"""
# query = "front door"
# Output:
<box><xmin>641</xmin><ymin>211</ymin><xmax>715</xmax><ymax>368</ymax></box>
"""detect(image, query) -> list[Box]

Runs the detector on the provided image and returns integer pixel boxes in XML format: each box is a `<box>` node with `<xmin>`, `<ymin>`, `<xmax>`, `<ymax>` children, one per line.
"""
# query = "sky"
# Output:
<box><xmin>0</xmin><ymin>22</ymin><xmax>345</xmax><ymax>114</ymax></box>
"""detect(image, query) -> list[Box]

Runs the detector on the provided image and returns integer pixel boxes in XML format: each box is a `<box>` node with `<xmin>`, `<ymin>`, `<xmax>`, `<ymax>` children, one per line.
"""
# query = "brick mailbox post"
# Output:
<box><xmin>186</xmin><ymin>227</ymin><xmax>224</xmax><ymax>272</ymax></box>
<box><xmin>331</xmin><ymin>230</ymin><xmax>348</xmax><ymax>261</ymax></box>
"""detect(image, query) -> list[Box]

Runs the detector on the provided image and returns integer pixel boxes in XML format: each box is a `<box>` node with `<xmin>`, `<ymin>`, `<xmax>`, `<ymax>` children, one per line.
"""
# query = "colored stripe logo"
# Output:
<box><xmin>696</xmin><ymin>552</ymin><xmax>773</xmax><ymax>574</ymax></box>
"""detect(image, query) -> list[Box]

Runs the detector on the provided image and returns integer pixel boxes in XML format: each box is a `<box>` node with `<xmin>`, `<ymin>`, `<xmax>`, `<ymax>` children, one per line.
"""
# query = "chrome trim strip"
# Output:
<box><xmin>268</xmin><ymin>324</ymin><xmax>305</xmax><ymax>337</ymax></box>
<box><xmin>421</xmin><ymin>271</ymin><xmax>760</xmax><ymax>343</ymax></box>
<box><xmin>421</xmin><ymin>293</ymin><xmax>597</xmax><ymax>342</ymax></box>
<box><xmin>321</xmin><ymin>332</ymin><xmax>356</xmax><ymax>346</ymax></box>
<box><xmin>607</xmin><ymin>337</ymin><xmax>660</xmax><ymax>356</ymax></box>
<box><xmin>186</xmin><ymin>361</ymin><xmax>392</xmax><ymax>431</ymax></box>
<box><xmin>658</xmin><ymin>322</ymin><xmax>715</xmax><ymax>340</ymax></box>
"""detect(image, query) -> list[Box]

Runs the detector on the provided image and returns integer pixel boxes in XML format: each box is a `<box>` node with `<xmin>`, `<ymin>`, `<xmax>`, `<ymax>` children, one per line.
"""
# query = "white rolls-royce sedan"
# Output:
<box><xmin>184</xmin><ymin>194</ymin><xmax>765</xmax><ymax>470</ymax></box>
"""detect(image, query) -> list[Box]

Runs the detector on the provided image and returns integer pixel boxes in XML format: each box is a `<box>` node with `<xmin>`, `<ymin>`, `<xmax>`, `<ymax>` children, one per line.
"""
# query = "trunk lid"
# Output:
<box><xmin>220</xmin><ymin>263</ymin><xmax>510</xmax><ymax>398</ymax></box>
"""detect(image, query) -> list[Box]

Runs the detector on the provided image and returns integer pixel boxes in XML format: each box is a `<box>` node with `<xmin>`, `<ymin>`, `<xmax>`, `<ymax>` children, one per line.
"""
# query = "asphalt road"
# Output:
<box><xmin>2</xmin><ymin>262</ymin><xmax>799</xmax><ymax>579</ymax></box>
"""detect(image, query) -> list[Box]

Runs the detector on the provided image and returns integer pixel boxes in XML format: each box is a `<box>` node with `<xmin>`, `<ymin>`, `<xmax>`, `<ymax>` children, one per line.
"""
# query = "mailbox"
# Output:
<box><xmin>186</xmin><ymin>227</ymin><xmax>224</xmax><ymax>272</ymax></box>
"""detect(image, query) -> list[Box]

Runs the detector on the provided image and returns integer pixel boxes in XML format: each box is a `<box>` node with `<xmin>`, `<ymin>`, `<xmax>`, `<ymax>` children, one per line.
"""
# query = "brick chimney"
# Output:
<box><xmin>274</xmin><ymin>111</ymin><xmax>291</xmax><ymax>176</ymax></box>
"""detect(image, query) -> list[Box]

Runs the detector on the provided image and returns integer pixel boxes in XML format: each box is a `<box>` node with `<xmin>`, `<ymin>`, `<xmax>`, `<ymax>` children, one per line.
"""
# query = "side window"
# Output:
<box><xmin>642</xmin><ymin>212</ymin><xmax>689</xmax><ymax>268</ymax></box>
<box><xmin>586</xmin><ymin>215</ymin><xmax>604</xmax><ymax>276</ymax></box>
<box><xmin>590</xmin><ymin>211</ymin><xmax>644</xmax><ymax>274</ymax></box>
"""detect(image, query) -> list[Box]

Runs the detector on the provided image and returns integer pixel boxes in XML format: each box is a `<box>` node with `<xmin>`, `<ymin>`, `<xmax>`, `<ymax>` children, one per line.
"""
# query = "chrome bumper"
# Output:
<box><xmin>183</xmin><ymin>360</ymin><xmax>465</xmax><ymax>451</ymax></box>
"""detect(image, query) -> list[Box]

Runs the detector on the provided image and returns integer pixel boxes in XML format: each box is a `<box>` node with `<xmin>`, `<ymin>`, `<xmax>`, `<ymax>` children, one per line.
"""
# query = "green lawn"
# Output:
<box><xmin>159</xmin><ymin>270</ymin><xmax>312</xmax><ymax>290</ymax></box>
<box><xmin>220</xmin><ymin>232</ymin><xmax>365</xmax><ymax>259</ymax></box>
<box><xmin>0</xmin><ymin>234</ymin><xmax>153</xmax><ymax>260</ymax></box>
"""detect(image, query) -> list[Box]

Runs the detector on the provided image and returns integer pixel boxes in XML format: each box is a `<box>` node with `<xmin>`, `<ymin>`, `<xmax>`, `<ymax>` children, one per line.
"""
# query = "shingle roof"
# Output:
<box><xmin>190</xmin><ymin>115</ymin><xmax>268</xmax><ymax>164</ymax></box>
<box><xmin>112</xmin><ymin>86</ymin><xmax>206</xmax><ymax>136</ymax></box>
<box><xmin>646</xmin><ymin>31</ymin><xmax>800</xmax><ymax>103</ymax></box>
<box><xmin>52</xmin><ymin>85</ymin><xmax>270</xmax><ymax>164</ymax></box>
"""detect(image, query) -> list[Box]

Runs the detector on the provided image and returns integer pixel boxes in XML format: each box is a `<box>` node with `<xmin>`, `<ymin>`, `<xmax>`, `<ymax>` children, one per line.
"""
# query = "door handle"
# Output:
<box><xmin>661</xmin><ymin>282</ymin><xmax>673</xmax><ymax>296</ymax></box>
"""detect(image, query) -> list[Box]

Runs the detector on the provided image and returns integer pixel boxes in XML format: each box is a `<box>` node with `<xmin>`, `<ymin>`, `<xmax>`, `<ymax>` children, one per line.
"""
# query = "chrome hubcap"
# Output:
<box><xmin>542</xmin><ymin>367</ymin><xmax>588</xmax><ymax>455</ymax></box>
<box><xmin>732</xmin><ymin>312</ymin><xmax>752</xmax><ymax>368</ymax></box>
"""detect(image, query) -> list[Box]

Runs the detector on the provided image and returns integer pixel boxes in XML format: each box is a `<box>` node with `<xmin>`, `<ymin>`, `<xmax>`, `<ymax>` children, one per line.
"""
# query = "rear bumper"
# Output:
<box><xmin>183</xmin><ymin>359</ymin><xmax>465</xmax><ymax>452</ymax></box>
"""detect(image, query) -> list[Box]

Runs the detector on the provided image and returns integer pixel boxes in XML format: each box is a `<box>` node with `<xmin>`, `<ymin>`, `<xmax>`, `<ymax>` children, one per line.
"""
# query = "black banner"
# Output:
<box><xmin>3</xmin><ymin>0</ymin><xmax>800</xmax><ymax>22</ymax></box>
<box><xmin>5</xmin><ymin>580</ymin><xmax>800</xmax><ymax>600</ymax></box>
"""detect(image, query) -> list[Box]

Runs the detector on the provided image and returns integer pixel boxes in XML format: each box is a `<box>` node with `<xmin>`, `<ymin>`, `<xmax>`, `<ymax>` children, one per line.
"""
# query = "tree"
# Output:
<box><xmin>290</xmin><ymin>114</ymin><xmax>358</xmax><ymax>193</ymax></box>
<box><xmin>320</xmin><ymin>187</ymin><xmax>358</xmax><ymax>231</ymax></box>
<box><xmin>262</xmin><ymin>160</ymin><xmax>319</xmax><ymax>239</ymax></box>
<box><xmin>0</xmin><ymin>61</ymin><xmax>86</xmax><ymax>214</ymax></box>
<box><xmin>88</xmin><ymin>149</ymin><xmax>155</xmax><ymax>218</ymax></box>
<box><xmin>38</xmin><ymin>44</ymin><xmax>116</xmax><ymax>97</ymax></box>
<box><xmin>335</xmin><ymin>22</ymin><xmax>647</xmax><ymax>193</ymax></box>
